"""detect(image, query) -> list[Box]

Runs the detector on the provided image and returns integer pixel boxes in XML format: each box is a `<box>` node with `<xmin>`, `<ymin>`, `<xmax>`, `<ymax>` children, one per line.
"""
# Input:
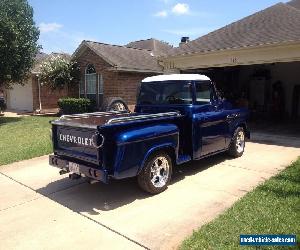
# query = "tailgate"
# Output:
<box><xmin>53</xmin><ymin>125</ymin><xmax>102</xmax><ymax>165</ymax></box>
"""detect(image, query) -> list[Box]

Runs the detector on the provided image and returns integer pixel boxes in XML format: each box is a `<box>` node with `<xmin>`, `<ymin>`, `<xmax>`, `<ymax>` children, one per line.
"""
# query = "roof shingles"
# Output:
<box><xmin>81</xmin><ymin>41</ymin><xmax>163</xmax><ymax>73</ymax></box>
<box><xmin>288</xmin><ymin>0</ymin><xmax>300</xmax><ymax>10</ymax></box>
<box><xmin>126</xmin><ymin>38</ymin><xmax>173</xmax><ymax>56</ymax></box>
<box><xmin>169</xmin><ymin>2</ymin><xmax>300</xmax><ymax>56</ymax></box>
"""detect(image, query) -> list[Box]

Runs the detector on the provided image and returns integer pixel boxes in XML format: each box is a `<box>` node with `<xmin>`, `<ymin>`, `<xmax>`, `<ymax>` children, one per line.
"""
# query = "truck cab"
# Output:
<box><xmin>49</xmin><ymin>74</ymin><xmax>249</xmax><ymax>194</ymax></box>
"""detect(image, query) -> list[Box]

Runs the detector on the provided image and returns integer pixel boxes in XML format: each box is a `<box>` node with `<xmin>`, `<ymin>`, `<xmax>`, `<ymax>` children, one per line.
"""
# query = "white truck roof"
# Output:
<box><xmin>142</xmin><ymin>74</ymin><xmax>210</xmax><ymax>82</ymax></box>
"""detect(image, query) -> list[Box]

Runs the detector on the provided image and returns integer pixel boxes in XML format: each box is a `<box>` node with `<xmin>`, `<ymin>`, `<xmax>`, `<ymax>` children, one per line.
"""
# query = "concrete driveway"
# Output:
<box><xmin>0</xmin><ymin>132</ymin><xmax>299</xmax><ymax>250</ymax></box>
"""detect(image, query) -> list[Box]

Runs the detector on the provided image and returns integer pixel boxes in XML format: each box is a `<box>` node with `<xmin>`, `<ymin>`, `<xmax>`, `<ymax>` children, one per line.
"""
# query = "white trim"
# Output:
<box><xmin>163</xmin><ymin>42</ymin><xmax>300</xmax><ymax>70</ymax></box>
<box><xmin>164</xmin><ymin>40</ymin><xmax>300</xmax><ymax>60</ymax></box>
<box><xmin>142</xmin><ymin>74</ymin><xmax>210</xmax><ymax>82</ymax></box>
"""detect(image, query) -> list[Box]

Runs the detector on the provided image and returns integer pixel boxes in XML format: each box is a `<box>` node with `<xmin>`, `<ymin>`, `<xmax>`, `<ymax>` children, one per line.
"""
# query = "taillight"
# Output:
<box><xmin>91</xmin><ymin>133</ymin><xmax>105</xmax><ymax>148</ymax></box>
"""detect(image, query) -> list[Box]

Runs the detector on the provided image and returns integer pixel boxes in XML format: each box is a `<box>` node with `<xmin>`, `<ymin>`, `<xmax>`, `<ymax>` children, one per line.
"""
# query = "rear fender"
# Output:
<box><xmin>137</xmin><ymin>143</ymin><xmax>177</xmax><ymax>175</ymax></box>
<box><xmin>113</xmin><ymin>124</ymin><xmax>179</xmax><ymax>179</ymax></box>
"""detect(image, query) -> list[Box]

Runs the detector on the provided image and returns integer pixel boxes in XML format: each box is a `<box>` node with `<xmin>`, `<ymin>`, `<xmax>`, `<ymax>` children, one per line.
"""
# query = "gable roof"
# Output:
<box><xmin>73</xmin><ymin>40</ymin><xmax>163</xmax><ymax>73</ymax></box>
<box><xmin>167</xmin><ymin>2</ymin><xmax>300</xmax><ymax>57</ymax></box>
<box><xmin>126</xmin><ymin>38</ymin><xmax>173</xmax><ymax>56</ymax></box>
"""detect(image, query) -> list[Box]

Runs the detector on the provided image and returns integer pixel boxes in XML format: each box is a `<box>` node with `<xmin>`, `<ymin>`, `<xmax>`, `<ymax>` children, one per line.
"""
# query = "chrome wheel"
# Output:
<box><xmin>150</xmin><ymin>156</ymin><xmax>170</xmax><ymax>188</ymax></box>
<box><xmin>138</xmin><ymin>152</ymin><xmax>172</xmax><ymax>194</ymax></box>
<box><xmin>236</xmin><ymin>130</ymin><xmax>245</xmax><ymax>153</ymax></box>
<box><xmin>110</xmin><ymin>102</ymin><xmax>126</xmax><ymax>111</ymax></box>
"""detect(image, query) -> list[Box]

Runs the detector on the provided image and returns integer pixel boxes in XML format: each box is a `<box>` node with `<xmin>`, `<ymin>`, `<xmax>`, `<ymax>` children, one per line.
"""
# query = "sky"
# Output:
<box><xmin>28</xmin><ymin>0</ymin><xmax>289</xmax><ymax>54</ymax></box>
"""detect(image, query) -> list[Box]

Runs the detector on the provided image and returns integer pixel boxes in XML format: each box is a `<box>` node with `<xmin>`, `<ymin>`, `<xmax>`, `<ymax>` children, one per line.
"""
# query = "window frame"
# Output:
<box><xmin>193</xmin><ymin>80</ymin><xmax>218</xmax><ymax>105</ymax></box>
<box><xmin>85</xmin><ymin>73</ymin><xmax>97</xmax><ymax>95</ymax></box>
<box><xmin>137</xmin><ymin>80</ymin><xmax>194</xmax><ymax>106</ymax></box>
<box><xmin>78</xmin><ymin>64</ymin><xmax>104</xmax><ymax>107</ymax></box>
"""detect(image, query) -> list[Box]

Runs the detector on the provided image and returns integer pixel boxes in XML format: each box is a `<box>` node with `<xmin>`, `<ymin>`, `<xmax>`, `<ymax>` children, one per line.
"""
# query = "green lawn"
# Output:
<box><xmin>181</xmin><ymin>158</ymin><xmax>300</xmax><ymax>250</ymax></box>
<box><xmin>0</xmin><ymin>116</ymin><xmax>55</xmax><ymax>166</ymax></box>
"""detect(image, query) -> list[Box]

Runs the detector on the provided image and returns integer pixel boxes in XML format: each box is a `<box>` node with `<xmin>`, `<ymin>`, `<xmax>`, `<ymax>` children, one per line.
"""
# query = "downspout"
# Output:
<box><xmin>36</xmin><ymin>74</ymin><xmax>42</xmax><ymax>112</ymax></box>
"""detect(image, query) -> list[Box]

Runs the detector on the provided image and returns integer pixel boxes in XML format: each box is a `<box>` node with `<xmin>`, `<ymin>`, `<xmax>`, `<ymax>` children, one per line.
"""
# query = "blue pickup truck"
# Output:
<box><xmin>49</xmin><ymin>74</ymin><xmax>249</xmax><ymax>194</ymax></box>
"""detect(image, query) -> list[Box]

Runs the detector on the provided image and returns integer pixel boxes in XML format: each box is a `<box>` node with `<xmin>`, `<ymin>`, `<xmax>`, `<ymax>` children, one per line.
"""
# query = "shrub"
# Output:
<box><xmin>58</xmin><ymin>98</ymin><xmax>95</xmax><ymax>114</ymax></box>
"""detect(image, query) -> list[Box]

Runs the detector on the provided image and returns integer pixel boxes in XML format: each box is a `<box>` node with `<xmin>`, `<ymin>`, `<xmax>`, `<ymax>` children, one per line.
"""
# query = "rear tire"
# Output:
<box><xmin>137</xmin><ymin>152</ymin><xmax>172</xmax><ymax>194</ymax></box>
<box><xmin>228</xmin><ymin>127</ymin><xmax>245</xmax><ymax>158</ymax></box>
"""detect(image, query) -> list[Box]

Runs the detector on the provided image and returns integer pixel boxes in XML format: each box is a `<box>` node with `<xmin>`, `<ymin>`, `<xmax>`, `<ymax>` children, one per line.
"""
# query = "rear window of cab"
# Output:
<box><xmin>138</xmin><ymin>80</ymin><xmax>214</xmax><ymax>105</ymax></box>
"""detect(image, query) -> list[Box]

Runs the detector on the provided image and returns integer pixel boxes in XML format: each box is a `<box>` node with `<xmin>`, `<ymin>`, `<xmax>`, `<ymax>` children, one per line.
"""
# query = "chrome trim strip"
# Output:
<box><xmin>59</xmin><ymin>110</ymin><xmax>128</xmax><ymax>120</ymax></box>
<box><xmin>51</xmin><ymin>120</ymin><xmax>98</xmax><ymax>129</ymax></box>
<box><xmin>51</xmin><ymin>111</ymin><xmax>181</xmax><ymax>128</ymax></box>
<box><xmin>106</xmin><ymin>112</ymin><xmax>181</xmax><ymax>124</ymax></box>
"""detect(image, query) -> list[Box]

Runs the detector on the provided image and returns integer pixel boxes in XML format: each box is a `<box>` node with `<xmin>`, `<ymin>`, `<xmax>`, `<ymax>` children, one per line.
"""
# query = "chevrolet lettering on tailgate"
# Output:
<box><xmin>49</xmin><ymin>74</ymin><xmax>250</xmax><ymax>194</ymax></box>
<box><xmin>59</xmin><ymin>133</ymin><xmax>93</xmax><ymax>146</ymax></box>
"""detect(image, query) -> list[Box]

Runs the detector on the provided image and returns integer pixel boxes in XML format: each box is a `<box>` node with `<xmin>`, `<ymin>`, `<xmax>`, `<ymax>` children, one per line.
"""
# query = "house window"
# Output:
<box><xmin>85</xmin><ymin>64</ymin><xmax>97</xmax><ymax>102</ymax></box>
<box><xmin>79</xmin><ymin>64</ymin><xmax>104</xmax><ymax>107</ymax></box>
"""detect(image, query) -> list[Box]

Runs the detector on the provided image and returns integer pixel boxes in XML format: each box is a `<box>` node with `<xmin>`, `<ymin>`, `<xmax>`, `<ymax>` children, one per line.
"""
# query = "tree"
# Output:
<box><xmin>39</xmin><ymin>54</ymin><xmax>80</xmax><ymax>89</ymax></box>
<box><xmin>0</xmin><ymin>0</ymin><xmax>40</xmax><ymax>88</ymax></box>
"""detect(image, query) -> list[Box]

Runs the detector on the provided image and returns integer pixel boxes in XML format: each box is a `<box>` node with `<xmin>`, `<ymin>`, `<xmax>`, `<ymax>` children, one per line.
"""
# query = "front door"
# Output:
<box><xmin>192</xmin><ymin>81</ymin><xmax>227</xmax><ymax>159</ymax></box>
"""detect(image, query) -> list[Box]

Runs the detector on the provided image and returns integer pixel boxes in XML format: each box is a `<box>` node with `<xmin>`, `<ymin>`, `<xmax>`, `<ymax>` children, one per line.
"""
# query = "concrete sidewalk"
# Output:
<box><xmin>0</xmin><ymin>133</ymin><xmax>299</xmax><ymax>250</ymax></box>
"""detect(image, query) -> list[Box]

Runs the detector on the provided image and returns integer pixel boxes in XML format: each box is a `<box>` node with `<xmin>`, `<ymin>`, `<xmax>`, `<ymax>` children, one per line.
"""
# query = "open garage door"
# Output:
<box><xmin>182</xmin><ymin>61</ymin><xmax>300</xmax><ymax>137</ymax></box>
<box><xmin>183</xmin><ymin>61</ymin><xmax>300</xmax><ymax>120</ymax></box>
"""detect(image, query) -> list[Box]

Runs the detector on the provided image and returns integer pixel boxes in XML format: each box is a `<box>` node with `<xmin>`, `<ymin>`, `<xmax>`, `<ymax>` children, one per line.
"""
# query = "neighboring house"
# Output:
<box><xmin>162</xmin><ymin>0</ymin><xmax>300</xmax><ymax>119</ymax></box>
<box><xmin>5</xmin><ymin>38</ymin><xmax>172</xmax><ymax>112</ymax></box>
<box><xmin>5</xmin><ymin>52</ymin><xmax>76</xmax><ymax>112</ymax></box>
<box><xmin>72</xmin><ymin>39</ymin><xmax>171</xmax><ymax>110</ymax></box>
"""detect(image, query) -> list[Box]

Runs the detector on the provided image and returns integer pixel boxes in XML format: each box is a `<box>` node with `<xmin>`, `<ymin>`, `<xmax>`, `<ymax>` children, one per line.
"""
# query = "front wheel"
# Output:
<box><xmin>137</xmin><ymin>152</ymin><xmax>172</xmax><ymax>194</ymax></box>
<box><xmin>227</xmin><ymin>127</ymin><xmax>245</xmax><ymax>158</ymax></box>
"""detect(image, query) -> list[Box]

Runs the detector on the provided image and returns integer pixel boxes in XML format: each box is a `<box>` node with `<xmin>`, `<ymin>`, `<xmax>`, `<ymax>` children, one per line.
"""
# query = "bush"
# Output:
<box><xmin>58</xmin><ymin>98</ymin><xmax>95</xmax><ymax>114</ymax></box>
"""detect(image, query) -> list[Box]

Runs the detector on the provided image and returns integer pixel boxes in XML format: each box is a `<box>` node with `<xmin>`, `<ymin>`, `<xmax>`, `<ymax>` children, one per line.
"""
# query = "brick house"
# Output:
<box><xmin>73</xmin><ymin>39</ymin><xmax>172</xmax><ymax>110</ymax></box>
<box><xmin>5</xmin><ymin>52</ymin><xmax>77</xmax><ymax>112</ymax></box>
<box><xmin>4</xmin><ymin>38</ymin><xmax>171</xmax><ymax>113</ymax></box>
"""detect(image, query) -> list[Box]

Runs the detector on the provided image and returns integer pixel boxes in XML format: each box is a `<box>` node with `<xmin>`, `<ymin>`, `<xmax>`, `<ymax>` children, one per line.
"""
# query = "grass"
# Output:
<box><xmin>181</xmin><ymin>158</ymin><xmax>300</xmax><ymax>250</ymax></box>
<box><xmin>0</xmin><ymin>116</ymin><xmax>55</xmax><ymax>166</ymax></box>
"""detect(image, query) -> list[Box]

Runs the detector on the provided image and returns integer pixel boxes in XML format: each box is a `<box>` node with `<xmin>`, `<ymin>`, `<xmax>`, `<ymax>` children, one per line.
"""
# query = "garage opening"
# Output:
<box><xmin>182</xmin><ymin>61</ymin><xmax>300</xmax><ymax>137</ymax></box>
